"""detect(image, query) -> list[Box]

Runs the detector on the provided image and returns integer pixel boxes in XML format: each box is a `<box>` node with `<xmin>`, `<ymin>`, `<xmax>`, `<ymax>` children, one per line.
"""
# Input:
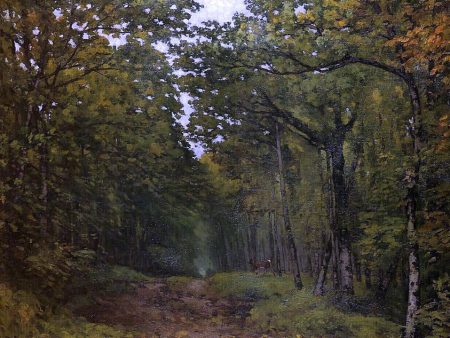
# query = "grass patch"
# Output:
<box><xmin>108</xmin><ymin>265</ymin><xmax>153</xmax><ymax>283</ymax></box>
<box><xmin>209</xmin><ymin>272</ymin><xmax>400</xmax><ymax>337</ymax></box>
<box><xmin>209</xmin><ymin>272</ymin><xmax>304</xmax><ymax>300</ymax></box>
<box><xmin>71</xmin><ymin>264</ymin><xmax>153</xmax><ymax>297</ymax></box>
<box><xmin>38</xmin><ymin>311</ymin><xmax>135</xmax><ymax>338</ymax></box>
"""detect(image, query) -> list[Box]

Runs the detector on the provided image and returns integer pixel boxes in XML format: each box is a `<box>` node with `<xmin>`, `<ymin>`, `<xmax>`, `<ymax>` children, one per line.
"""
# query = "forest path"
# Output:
<box><xmin>75</xmin><ymin>277</ymin><xmax>276</xmax><ymax>338</ymax></box>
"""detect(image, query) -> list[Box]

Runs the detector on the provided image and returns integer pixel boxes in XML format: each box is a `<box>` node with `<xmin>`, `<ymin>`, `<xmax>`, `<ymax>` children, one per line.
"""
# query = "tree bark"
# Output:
<box><xmin>376</xmin><ymin>260</ymin><xmax>398</xmax><ymax>301</ymax></box>
<box><xmin>364</xmin><ymin>267</ymin><xmax>372</xmax><ymax>289</ymax></box>
<box><xmin>328</xmin><ymin>131</ymin><xmax>354</xmax><ymax>294</ymax></box>
<box><xmin>403</xmin><ymin>77</ymin><xmax>422</xmax><ymax>338</ymax></box>
<box><xmin>39</xmin><ymin>142</ymin><xmax>50</xmax><ymax>237</ymax></box>
<box><xmin>270</xmin><ymin>210</ymin><xmax>282</xmax><ymax>275</ymax></box>
<box><xmin>275</xmin><ymin>122</ymin><xmax>303</xmax><ymax>289</ymax></box>
<box><xmin>331</xmin><ymin>233</ymin><xmax>340</xmax><ymax>289</ymax></box>
<box><xmin>313</xmin><ymin>235</ymin><xmax>332</xmax><ymax>295</ymax></box>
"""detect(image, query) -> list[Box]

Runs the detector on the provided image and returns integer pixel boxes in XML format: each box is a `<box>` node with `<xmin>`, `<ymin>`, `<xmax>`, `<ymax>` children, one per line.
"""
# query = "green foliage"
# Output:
<box><xmin>417</xmin><ymin>274</ymin><xmax>450</xmax><ymax>338</ymax></box>
<box><xmin>209</xmin><ymin>273</ymin><xmax>399</xmax><ymax>337</ymax></box>
<box><xmin>38</xmin><ymin>312</ymin><xmax>134</xmax><ymax>338</ymax></box>
<box><xmin>23</xmin><ymin>245</ymin><xmax>73</xmax><ymax>300</ymax></box>
<box><xmin>69</xmin><ymin>264</ymin><xmax>153</xmax><ymax>303</ymax></box>
<box><xmin>0</xmin><ymin>0</ymin><xmax>207</xmax><ymax>294</ymax></box>
<box><xmin>209</xmin><ymin>272</ymin><xmax>298</xmax><ymax>299</ymax></box>
<box><xmin>0</xmin><ymin>284</ymin><xmax>40</xmax><ymax>338</ymax></box>
<box><xmin>251</xmin><ymin>296</ymin><xmax>399</xmax><ymax>338</ymax></box>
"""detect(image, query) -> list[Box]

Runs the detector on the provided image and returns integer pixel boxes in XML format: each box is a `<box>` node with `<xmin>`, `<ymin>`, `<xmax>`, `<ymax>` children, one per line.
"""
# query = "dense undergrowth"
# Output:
<box><xmin>209</xmin><ymin>272</ymin><xmax>400</xmax><ymax>337</ymax></box>
<box><xmin>0</xmin><ymin>265</ymin><xmax>148</xmax><ymax>338</ymax></box>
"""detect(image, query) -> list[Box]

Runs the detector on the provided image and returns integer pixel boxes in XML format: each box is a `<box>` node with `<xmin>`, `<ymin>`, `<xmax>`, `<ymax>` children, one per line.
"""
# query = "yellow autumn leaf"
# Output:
<box><xmin>337</xmin><ymin>20</ymin><xmax>346</xmax><ymax>27</ymax></box>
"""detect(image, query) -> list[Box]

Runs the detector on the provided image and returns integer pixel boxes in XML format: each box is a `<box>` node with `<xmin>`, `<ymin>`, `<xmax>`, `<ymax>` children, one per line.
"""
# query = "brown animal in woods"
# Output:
<box><xmin>249</xmin><ymin>258</ymin><xmax>273</xmax><ymax>275</ymax></box>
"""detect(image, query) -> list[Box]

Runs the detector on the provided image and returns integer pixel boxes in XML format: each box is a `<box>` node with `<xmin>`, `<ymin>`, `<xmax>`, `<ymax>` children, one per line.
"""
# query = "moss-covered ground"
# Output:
<box><xmin>209</xmin><ymin>272</ymin><xmax>400</xmax><ymax>338</ymax></box>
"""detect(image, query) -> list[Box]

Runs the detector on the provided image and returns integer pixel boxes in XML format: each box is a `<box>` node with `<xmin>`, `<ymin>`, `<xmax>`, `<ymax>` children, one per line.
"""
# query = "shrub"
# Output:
<box><xmin>0</xmin><ymin>283</ymin><xmax>41</xmax><ymax>337</ymax></box>
<box><xmin>209</xmin><ymin>272</ymin><xmax>400</xmax><ymax>337</ymax></box>
<box><xmin>38</xmin><ymin>311</ymin><xmax>134</xmax><ymax>338</ymax></box>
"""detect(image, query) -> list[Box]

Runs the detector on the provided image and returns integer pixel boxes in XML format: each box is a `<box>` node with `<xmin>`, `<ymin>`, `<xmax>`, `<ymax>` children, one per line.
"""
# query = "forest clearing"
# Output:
<box><xmin>0</xmin><ymin>0</ymin><xmax>448</xmax><ymax>337</ymax></box>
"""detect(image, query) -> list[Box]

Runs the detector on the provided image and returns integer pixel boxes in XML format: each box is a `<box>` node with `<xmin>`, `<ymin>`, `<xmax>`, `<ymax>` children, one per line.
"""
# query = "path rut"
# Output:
<box><xmin>75</xmin><ymin>278</ymin><xmax>276</xmax><ymax>338</ymax></box>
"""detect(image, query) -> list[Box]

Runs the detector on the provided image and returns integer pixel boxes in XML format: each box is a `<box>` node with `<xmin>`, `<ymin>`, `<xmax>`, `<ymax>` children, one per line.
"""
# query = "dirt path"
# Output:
<box><xmin>75</xmin><ymin>278</ymin><xmax>274</xmax><ymax>338</ymax></box>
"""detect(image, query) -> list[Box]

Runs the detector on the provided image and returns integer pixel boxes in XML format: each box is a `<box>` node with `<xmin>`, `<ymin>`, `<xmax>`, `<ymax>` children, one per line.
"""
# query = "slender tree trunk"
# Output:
<box><xmin>269</xmin><ymin>212</ymin><xmax>275</xmax><ymax>263</ymax></box>
<box><xmin>242</xmin><ymin>226</ymin><xmax>251</xmax><ymax>270</ymax></box>
<box><xmin>250</xmin><ymin>218</ymin><xmax>257</xmax><ymax>262</ymax></box>
<box><xmin>376</xmin><ymin>260</ymin><xmax>398</xmax><ymax>301</ymax></box>
<box><xmin>364</xmin><ymin>267</ymin><xmax>372</xmax><ymax>289</ymax></box>
<box><xmin>314</xmin><ymin>253</ymin><xmax>321</xmax><ymax>278</ymax></box>
<box><xmin>246</xmin><ymin>224</ymin><xmax>253</xmax><ymax>270</ymax></box>
<box><xmin>354</xmin><ymin>255</ymin><xmax>362</xmax><ymax>282</ymax></box>
<box><xmin>403</xmin><ymin>78</ymin><xmax>422</xmax><ymax>338</ymax></box>
<box><xmin>270</xmin><ymin>184</ymin><xmax>283</xmax><ymax>275</ymax></box>
<box><xmin>39</xmin><ymin>142</ymin><xmax>49</xmax><ymax>237</ymax></box>
<box><xmin>219</xmin><ymin>223</ymin><xmax>228</xmax><ymax>271</ymax></box>
<box><xmin>325</xmin><ymin>151</ymin><xmax>341</xmax><ymax>291</ymax></box>
<box><xmin>313</xmin><ymin>235</ymin><xmax>332</xmax><ymax>296</ymax></box>
<box><xmin>404</xmin><ymin>183</ymin><xmax>420</xmax><ymax>338</ymax></box>
<box><xmin>270</xmin><ymin>210</ymin><xmax>282</xmax><ymax>275</ymax></box>
<box><xmin>224</xmin><ymin>236</ymin><xmax>232</xmax><ymax>269</ymax></box>
<box><xmin>332</xmin><ymin>233</ymin><xmax>340</xmax><ymax>289</ymax></box>
<box><xmin>275</xmin><ymin>122</ymin><xmax>303</xmax><ymax>289</ymax></box>
<box><xmin>307</xmin><ymin>254</ymin><xmax>313</xmax><ymax>277</ymax></box>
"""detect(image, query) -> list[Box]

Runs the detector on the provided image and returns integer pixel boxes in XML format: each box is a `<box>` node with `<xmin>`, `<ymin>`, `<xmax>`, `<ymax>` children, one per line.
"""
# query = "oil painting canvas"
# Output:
<box><xmin>0</xmin><ymin>0</ymin><xmax>448</xmax><ymax>337</ymax></box>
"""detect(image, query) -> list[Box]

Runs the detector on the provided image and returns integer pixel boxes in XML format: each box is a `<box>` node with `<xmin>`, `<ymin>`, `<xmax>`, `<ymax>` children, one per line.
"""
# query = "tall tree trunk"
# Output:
<box><xmin>307</xmin><ymin>253</ymin><xmax>313</xmax><ymax>277</ymax></box>
<box><xmin>250</xmin><ymin>217</ymin><xmax>257</xmax><ymax>262</ymax></box>
<box><xmin>403</xmin><ymin>78</ymin><xmax>422</xmax><ymax>338</ymax></box>
<box><xmin>332</xmin><ymin>233</ymin><xmax>341</xmax><ymax>289</ymax></box>
<box><xmin>376</xmin><ymin>260</ymin><xmax>398</xmax><ymax>301</ymax></box>
<box><xmin>313</xmin><ymin>235</ymin><xmax>332</xmax><ymax>296</ymax></box>
<box><xmin>219</xmin><ymin>223</ymin><xmax>228</xmax><ymax>271</ymax></box>
<box><xmin>364</xmin><ymin>267</ymin><xmax>372</xmax><ymax>289</ymax></box>
<box><xmin>270</xmin><ymin>210</ymin><xmax>282</xmax><ymax>275</ymax></box>
<box><xmin>354</xmin><ymin>254</ymin><xmax>362</xmax><ymax>282</ymax></box>
<box><xmin>325</xmin><ymin>151</ymin><xmax>341</xmax><ymax>291</ymax></box>
<box><xmin>328</xmin><ymin>133</ymin><xmax>354</xmax><ymax>294</ymax></box>
<box><xmin>39</xmin><ymin>142</ymin><xmax>49</xmax><ymax>237</ymax></box>
<box><xmin>275</xmin><ymin>122</ymin><xmax>303</xmax><ymax>289</ymax></box>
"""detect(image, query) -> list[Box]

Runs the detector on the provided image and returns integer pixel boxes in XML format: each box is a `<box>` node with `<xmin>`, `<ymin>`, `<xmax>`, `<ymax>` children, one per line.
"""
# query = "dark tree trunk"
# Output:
<box><xmin>376</xmin><ymin>261</ymin><xmax>398</xmax><ymax>301</ymax></box>
<box><xmin>275</xmin><ymin>123</ymin><xmax>303</xmax><ymax>289</ymax></box>
<box><xmin>307</xmin><ymin>254</ymin><xmax>313</xmax><ymax>277</ymax></box>
<box><xmin>313</xmin><ymin>235</ymin><xmax>333</xmax><ymax>296</ymax></box>
<box><xmin>331</xmin><ymin>234</ymin><xmax>340</xmax><ymax>289</ymax></box>
<box><xmin>270</xmin><ymin>210</ymin><xmax>282</xmax><ymax>276</ymax></box>
<box><xmin>328</xmin><ymin>131</ymin><xmax>354</xmax><ymax>294</ymax></box>
<box><xmin>365</xmin><ymin>267</ymin><xmax>372</xmax><ymax>289</ymax></box>
<box><xmin>39</xmin><ymin>142</ymin><xmax>50</xmax><ymax>237</ymax></box>
<box><xmin>354</xmin><ymin>255</ymin><xmax>362</xmax><ymax>282</ymax></box>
